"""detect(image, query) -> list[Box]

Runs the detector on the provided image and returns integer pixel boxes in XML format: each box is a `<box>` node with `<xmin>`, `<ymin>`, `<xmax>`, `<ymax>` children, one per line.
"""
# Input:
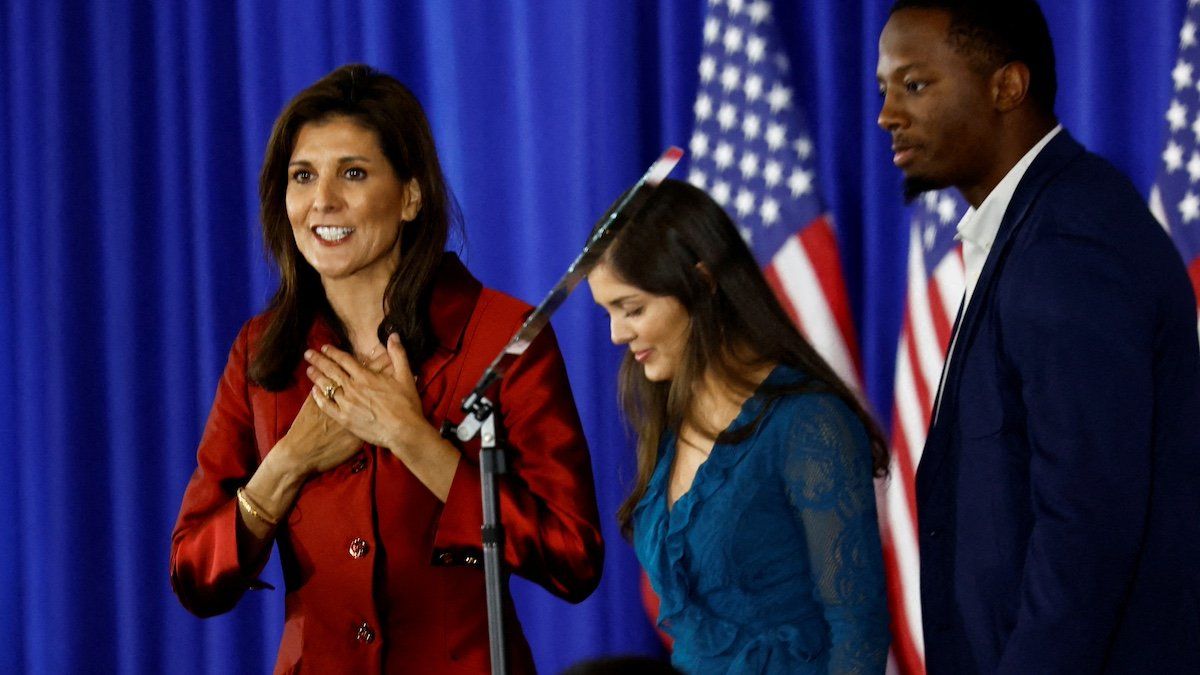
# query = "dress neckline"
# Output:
<box><xmin>663</xmin><ymin>364</ymin><xmax>788</xmax><ymax>513</ymax></box>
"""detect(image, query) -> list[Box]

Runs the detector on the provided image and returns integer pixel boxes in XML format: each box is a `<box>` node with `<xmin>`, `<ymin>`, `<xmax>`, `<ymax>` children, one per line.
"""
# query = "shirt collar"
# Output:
<box><xmin>956</xmin><ymin>124</ymin><xmax>1063</xmax><ymax>250</ymax></box>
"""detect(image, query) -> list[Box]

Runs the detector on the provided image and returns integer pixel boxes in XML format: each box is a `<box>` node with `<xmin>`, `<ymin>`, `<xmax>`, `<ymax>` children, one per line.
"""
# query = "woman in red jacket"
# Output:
<box><xmin>169</xmin><ymin>64</ymin><xmax>603</xmax><ymax>674</ymax></box>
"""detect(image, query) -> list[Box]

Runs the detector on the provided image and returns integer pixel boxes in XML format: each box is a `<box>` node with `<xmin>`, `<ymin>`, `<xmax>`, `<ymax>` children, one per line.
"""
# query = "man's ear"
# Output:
<box><xmin>992</xmin><ymin>62</ymin><xmax>1031</xmax><ymax>113</ymax></box>
<box><xmin>401</xmin><ymin>179</ymin><xmax>422</xmax><ymax>222</ymax></box>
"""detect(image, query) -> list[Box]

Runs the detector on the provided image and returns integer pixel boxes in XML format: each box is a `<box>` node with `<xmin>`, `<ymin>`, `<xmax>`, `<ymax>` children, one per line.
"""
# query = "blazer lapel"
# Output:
<box><xmin>917</xmin><ymin>131</ymin><xmax>1085</xmax><ymax>507</ymax></box>
<box><xmin>417</xmin><ymin>253</ymin><xmax>482</xmax><ymax>393</ymax></box>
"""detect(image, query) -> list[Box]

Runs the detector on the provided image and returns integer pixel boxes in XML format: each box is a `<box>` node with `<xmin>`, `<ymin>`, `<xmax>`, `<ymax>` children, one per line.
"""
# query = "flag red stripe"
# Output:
<box><xmin>887</xmin><ymin>389</ymin><xmax>927</xmax><ymax>675</ymax></box>
<box><xmin>888</xmin><ymin>408</ymin><xmax>921</xmax><ymax>540</ymax></box>
<box><xmin>884</xmin><ymin>408</ymin><xmax>924</xmax><ymax>673</ymax></box>
<box><xmin>926</xmin><ymin>273</ymin><xmax>954</xmax><ymax>352</ymax></box>
<box><xmin>799</xmin><ymin>216</ymin><xmax>864</xmax><ymax>378</ymax></box>
<box><xmin>1188</xmin><ymin>258</ymin><xmax>1200</xmax><ymax>304</ymax></box>
<box><xmin>639</xmin><ymin>571</ymin><xmax>673</xmax><ymax>649</ymax></box>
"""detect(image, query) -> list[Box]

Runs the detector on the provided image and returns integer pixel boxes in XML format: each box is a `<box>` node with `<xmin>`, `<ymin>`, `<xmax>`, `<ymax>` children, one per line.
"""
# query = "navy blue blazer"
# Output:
<box><xmin>917</xmin><ymin>131</ymin><xmax>1200</xmax><ymax>674</ymax></box>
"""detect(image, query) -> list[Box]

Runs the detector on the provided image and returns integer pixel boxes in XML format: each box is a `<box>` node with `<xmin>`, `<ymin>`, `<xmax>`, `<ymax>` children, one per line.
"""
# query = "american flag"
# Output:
<box><xmin>685</xmin><ymin>0</ymin><xmax>861</xmax><ymax>391</ymax></box>
<box><xmin>882</xmin><ymin>188</ymin><xmax>966</xmax><ymax>675</ymax></box>
<box><xmin>1149</xmin><ymin>0</ymin><xmax>1200</xmax><ymax>335</ymax></box>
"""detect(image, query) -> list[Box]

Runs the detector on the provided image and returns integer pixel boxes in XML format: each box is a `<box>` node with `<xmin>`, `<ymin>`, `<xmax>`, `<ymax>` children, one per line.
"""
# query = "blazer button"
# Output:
<box><xmin>348</xmin><ymin>538</ymin><xmax>370</xmax><ymax>559</ymax></box>
<box><xmin>463</xmin><ymin>554</ymin><xmax>479</xmax><ymax>567</ymax></box>
<box><xmin>438</xmin><ymin>552</ymin><xmax>455</xmax><ymax>565</ymax></box>
<box><xmin>355</xmin><ymin>622</ymin><xmax>375</xmax><ymax>644</ymax></box>
<box><xmin>350</xmin><ymin>455</ymin><xmax>367</xmax><ymax>473</ymax></box>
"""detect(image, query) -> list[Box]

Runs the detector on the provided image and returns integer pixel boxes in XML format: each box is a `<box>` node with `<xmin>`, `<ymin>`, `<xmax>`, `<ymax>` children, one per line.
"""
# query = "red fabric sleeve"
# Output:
<box><xmin>432</xmin><ymin>326</ymin><xmax>604</xmax><ymax>604</ymax></box>
<box><xmin>169</xmin><ymin>322</ymin><xmax>273</xmax><ymax>617</ymax></box>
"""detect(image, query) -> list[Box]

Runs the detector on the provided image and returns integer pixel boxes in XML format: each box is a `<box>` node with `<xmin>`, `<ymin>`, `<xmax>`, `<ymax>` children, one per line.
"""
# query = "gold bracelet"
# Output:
<box><xmin>236</xmin><ymin>487</ymin><xmax>279</xmax><ymax>527</ymax></box>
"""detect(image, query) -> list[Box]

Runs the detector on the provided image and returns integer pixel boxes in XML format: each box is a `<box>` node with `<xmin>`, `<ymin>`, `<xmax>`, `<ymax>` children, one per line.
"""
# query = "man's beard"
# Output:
<box><xmin>903</xmin><ymin>175</ymin><xmax>945</xmax><ymax>204</ymax></box>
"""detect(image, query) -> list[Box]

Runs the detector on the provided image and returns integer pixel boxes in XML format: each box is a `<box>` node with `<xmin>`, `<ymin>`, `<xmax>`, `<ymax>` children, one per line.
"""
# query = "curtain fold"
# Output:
<box><xmin>0</xmin><ymin>1</ymin><xmax>1182</xmax><ymax>672</ymax></box>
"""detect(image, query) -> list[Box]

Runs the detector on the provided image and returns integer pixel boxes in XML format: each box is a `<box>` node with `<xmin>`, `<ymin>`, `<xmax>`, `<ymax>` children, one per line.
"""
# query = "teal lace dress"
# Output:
<box><xmin>632</xmin><ymin>365</ymin><xmax>890</xmax><ymax>673</ymax></box>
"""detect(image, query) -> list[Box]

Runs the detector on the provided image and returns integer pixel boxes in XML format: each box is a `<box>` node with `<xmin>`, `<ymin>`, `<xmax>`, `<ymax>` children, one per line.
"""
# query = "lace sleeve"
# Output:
<box><xmin>780</xmin><ymin>394</ymin><xmax>890</xmax><ymax>673</ymax></box>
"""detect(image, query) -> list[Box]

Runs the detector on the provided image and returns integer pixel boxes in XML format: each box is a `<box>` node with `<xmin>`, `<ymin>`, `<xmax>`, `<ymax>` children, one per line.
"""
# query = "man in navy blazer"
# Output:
<box><xmin>877</xmin><ymin>1</ymin><xmax>1200</xmax><ymax>672</ymax></box>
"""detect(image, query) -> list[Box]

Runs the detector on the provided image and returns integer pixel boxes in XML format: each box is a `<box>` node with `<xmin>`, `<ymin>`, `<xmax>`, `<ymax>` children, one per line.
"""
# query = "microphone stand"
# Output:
<box><xmin>448</xmin><ymin>147</ymin><xmax>682</xmax><ymax>675</ymax></box>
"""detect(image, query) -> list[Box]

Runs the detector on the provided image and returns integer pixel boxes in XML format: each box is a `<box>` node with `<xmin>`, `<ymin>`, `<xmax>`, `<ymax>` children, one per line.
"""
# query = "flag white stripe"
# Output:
<box><xmin>906</xmin><ymin>228</ymin><xmax>948</xmax><ymax>396</ymax></box>
<box><xmin>772</xmin><ymin>235</ymin><xmax>861</xmax><ymax>390</ymax></box>
<box><xmin>882</xmin><ymin>511</ymin><xmax>924</xmax><ymax>659</ymax></box>
<box><xmin>894</xmin><ymin>350</ymin><xmax>932</xmax><ymax>476</ymax></box>
<box><xmin>933</xmin><ymin>253</ymin><xmax>966</xmax><ymax>329</ymax></box>
<box><xmin>885</xmin><ymin>485</ymin><xmax>925</xmax><ymax>661</ymax></box>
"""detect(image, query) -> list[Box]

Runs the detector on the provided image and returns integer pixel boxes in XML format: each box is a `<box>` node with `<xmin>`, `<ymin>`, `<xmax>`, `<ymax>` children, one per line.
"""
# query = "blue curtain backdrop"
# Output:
<box><xmin>0</xmin><ymin>1</ymin><xmax>1183</xmax><ymax>673</ymax></box>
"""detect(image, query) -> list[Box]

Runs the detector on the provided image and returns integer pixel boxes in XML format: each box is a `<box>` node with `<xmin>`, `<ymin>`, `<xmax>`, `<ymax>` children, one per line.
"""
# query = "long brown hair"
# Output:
<box><xmin>249</xmin><ymin>64</ymin><xmax>458</xmax><ymax>390</ymax></box>
<box><xmin>603</xmin><ymin>180</ymin><xmax>889</xmax><ymax>537</ymax></box>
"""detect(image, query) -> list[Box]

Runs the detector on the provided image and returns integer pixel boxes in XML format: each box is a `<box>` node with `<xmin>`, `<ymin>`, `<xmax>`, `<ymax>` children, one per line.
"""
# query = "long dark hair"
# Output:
<box><xmin>604</xmin><ymin>180</ymin><xmax>889</xmax><ymax>537</ymax></box>
<box><xmin>249</xmin><ymin>64</ymin><xmax>458</xmax><ymax>390</ymax></box>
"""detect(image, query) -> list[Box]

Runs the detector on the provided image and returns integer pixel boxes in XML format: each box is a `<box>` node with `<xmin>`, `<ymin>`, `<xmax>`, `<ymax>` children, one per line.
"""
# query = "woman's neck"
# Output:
<box><xmin>323</xmin><ymin>272</ymin><xmax>390</xmax><ymax>357</ymax></box>
<box><xmin>686</xmin><ymin>359</ymin><xmax>776</xmax><ymax>436</ymax></box>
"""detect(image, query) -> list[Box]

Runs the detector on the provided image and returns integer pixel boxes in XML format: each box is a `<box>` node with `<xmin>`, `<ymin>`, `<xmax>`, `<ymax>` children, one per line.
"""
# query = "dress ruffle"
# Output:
<box><xmin>657</xmin><ymin>420</ymin><xmax>757</xmax><ymax>631</ymax></box>
<box><xmin>728</xmin><ymin>620</ymin><xmax>825</xmax><ymax>669</ymax></box>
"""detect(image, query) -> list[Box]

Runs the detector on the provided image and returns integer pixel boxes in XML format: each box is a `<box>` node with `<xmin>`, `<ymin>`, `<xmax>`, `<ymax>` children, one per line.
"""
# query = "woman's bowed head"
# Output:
<box><xmin>586</xmin><ymin>179</ymin><xmax>889</xmax><ymax>535</ymax></box>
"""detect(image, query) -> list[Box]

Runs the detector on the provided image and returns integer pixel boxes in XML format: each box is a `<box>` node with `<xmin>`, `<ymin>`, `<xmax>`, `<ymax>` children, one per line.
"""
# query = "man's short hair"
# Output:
<box><xmin>890</xmin><ymin>0</ymin><xmax>1057</xmax><ymax>117</ymax></box>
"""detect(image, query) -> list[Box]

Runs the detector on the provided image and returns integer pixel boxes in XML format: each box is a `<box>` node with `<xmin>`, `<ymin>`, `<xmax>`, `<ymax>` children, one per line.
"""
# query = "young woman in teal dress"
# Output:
<box><xmin>588</xmin><ymin>180</ymin><xmax>891</xmax><ymax>674</ymax></box>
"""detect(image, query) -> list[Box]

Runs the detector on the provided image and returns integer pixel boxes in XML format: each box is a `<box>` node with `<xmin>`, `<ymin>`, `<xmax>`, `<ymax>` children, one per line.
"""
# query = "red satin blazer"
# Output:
<box><xmin>170</xmin><ymin>254</ymin><xmax>604</xmax><ymax>674</ymax></box>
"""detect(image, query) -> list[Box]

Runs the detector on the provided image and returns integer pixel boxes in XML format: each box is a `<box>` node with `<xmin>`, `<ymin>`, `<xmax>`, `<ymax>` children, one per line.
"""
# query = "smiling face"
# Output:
<box><xmin>589</xmin><ymin>263</ymin><xmax>691</xmax><ymax>382</ymax></box>
<box><xmin>876</xmin><ymin>8</ymin><xmax>1001</xmax><ymax>203</ymax></box>
<box><xmin>286</xmin><ymin>116</ymin><xmax>421</xmax><ymax>285</ymax></box>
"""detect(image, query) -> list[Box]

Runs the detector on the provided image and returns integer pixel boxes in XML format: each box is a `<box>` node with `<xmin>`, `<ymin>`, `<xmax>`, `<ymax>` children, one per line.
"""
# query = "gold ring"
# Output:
<box><xmin>323</xmin><ymin>382</ymin><xmax>342</xmax><ymax>402</ymax></box>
